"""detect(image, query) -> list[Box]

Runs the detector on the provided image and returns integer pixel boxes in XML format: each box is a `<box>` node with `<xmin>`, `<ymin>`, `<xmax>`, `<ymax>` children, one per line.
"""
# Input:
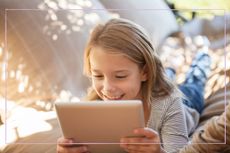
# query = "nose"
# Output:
<box><xmin>102</xmin><ymin>78</ymin><xmax>116</xmax><ymax>94</ymax></box>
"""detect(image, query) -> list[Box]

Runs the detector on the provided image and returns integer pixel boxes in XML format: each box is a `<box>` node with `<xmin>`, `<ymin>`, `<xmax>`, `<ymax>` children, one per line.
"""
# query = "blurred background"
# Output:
<box><xmin>0</xmin><ymin>0</ymin><xmax>229</xmax><ymax>152</ymax></box>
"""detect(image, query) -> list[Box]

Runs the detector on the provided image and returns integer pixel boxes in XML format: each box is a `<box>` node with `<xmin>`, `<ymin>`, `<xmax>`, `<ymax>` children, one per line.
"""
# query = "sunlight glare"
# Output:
<box><xmin>18</xmin><ymin>82</ymin><xmax>25</xmax><ymax>93</ymax></box>
<box><xmin>0</xmin><ymin>47</ymin><xmax>2</xmax><ymax>56</ymax></box>
<box><xmin>50</xmin><ymin>13</ymin><xmax>58</xmax><ymax>21</ymax></box>
<box><xmin>46</xmin><ymin>0</ymin><xmax>58</xmax><ymax>10</ymax></box>
<box><xmin>58</xmin><ymin>0</ymin><xmax>67</xmax><ymax>9</ymax></box>
<box><xmin>52</xmin><ymin>34</ymin><xmax>58</xmax><ymax>40</ymax></box>
<box><xmin>72</xmin><ymin>26</ymin><xmax>80</xmax><ymax>32</ymax></box>
<box><xmin>16</xmin><ymin>70</ymin><xmax>22</xmax><ymax>80</ymax></box>
<box><xmin>84</xmin><ymin>0</ymin><xmax>92</xmax><ymax>7</ymax></box>
<box><xmin>77</xmin><ymin>19</ymin><xmax>84</xmax><ymax>26</ymax></box>
<box><xmin>84</xmin><ymin>13</ymin><xmax>100</xmax><ymax>24</ymax></box>
<box><xmin>1</xmin><ymin>62</ymin><xmax>6</xmax><ymax>81</ymax></box>
<box><xmin>10</xmin><ymin>70</ymin><xmax>15</xmax><ymax>78</ymax></box>
<box><xmin>61</xmin><ymin>24</ymin><xmax>67</xmax><ymax>31</ymax></box>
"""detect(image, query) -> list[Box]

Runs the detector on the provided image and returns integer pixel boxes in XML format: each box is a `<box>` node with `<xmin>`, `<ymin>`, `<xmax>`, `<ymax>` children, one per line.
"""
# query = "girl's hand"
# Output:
<box><xmin>57</xmin><ymin>137</ymin><xmax>90</xmax><ymax>153</ymax></box>
<box><xmin>120</xmin><ymin>128</ymin><xmax>165</xmax><ymax>153</ymax></box>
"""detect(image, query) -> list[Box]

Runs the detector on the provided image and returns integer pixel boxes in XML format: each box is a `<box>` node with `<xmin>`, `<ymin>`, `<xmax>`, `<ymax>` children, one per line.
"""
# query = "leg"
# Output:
<box><xmin>179</xmin><ymin>83</ymin><xmax>204</xmax><ymax>114</ymax></box>
<box><xmin>184</xmin><ymin>51</ymin><xmax>211</xmax><ymax>87</ymax></box>
<box><xmin>165</xmin><ymin>68</ymin><xmax>205</xmax><ymax>114</ymax></box>
<box><xmin>165</xmin><ymin>50</ymin><xmax>211</xmax><ymax>114</ymax></box>
<box><xmin>181</xmin><ymin>50</ymin><xmax>211</xmax><ymax>114</ymax></box>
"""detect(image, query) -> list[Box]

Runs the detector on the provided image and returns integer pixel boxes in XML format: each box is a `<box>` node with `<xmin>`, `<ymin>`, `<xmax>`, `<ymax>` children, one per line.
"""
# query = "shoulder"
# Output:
<box><xmin>151</xmin><ymin>89</ymin><xmax>183</xmax><ymax>111</ymax></box>
<box><xmin>147</xmin><ymin>89</ymin><xmax>185</xmax><ymax>128</ymax></box>
<box><xmin>148</xmin><ymin>89</ymin><xmax>190</xmax><ymax>150</ymax></box>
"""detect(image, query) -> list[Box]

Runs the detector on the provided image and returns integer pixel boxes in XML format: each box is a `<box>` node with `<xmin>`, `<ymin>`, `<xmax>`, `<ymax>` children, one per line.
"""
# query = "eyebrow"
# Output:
<box><xmin>91</xmin><ymin>69</ymin><xmax>129</xmax><ymax>73</ymax></box>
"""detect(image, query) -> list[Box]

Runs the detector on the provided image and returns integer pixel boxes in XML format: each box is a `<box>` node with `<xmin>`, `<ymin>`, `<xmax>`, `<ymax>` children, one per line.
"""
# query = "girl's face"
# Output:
<box><xmin>89</xmin><ymin>46</ymin><xmax>147</xmax><ymax>101</ymax></box>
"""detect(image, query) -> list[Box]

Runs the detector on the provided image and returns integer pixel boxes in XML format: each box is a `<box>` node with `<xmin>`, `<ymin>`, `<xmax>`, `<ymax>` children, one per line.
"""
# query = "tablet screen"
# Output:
<box><xmin>55</xmin><ymin>100</ymin><xmax>145</xmax><ymax>153</ymax></box>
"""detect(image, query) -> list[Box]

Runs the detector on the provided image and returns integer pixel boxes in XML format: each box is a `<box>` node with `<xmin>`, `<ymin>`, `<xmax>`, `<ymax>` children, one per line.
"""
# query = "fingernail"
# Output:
<box><xmin>67</xmin><ymin>139</ymin><xmax>73</xmax><ymax>143</ymax></box>
<box><xmin>83</xmin><ymin>146</ymin><xmax>88</xmax><ymax>151</ymax></box>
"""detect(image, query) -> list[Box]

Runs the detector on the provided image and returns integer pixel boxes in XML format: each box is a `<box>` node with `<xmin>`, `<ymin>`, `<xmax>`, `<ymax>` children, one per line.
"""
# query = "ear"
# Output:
<box><xmin>141</xmin><ymin>64</ymin><xmax>148</xmax><ymax>81</ymax></box>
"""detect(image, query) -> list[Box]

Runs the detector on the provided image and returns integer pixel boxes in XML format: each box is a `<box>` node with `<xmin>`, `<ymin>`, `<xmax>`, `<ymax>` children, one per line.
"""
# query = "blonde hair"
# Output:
<box><xmin>83</xmin><ymin>18</ymin><xmax>177</xmax><ymax>106</ymax></box>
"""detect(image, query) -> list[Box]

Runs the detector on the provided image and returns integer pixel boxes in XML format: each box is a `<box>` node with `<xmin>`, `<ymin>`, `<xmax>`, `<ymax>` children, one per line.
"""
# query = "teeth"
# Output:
<box><xmin>105</xmin><ymin>95</ymin><xmax>122</xmax><ymax>100</ymax></box>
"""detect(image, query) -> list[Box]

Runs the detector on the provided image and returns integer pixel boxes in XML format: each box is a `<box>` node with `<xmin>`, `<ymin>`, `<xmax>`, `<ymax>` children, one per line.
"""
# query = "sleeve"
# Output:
<box><xmin>179</xmin><ymin>103</ymin><xmax>230</xmax><ymax>153</ymax></box>
<box><xmin>160</xmin><ymin>97</ymin><xmax>189</xmax><ymax>153</ymax></box>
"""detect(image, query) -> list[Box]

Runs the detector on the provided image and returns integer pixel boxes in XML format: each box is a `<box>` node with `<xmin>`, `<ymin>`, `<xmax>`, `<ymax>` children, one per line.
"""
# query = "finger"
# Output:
<box><xmin>57</xmin><ymin>145</ymin><xmax>89</xmax><ymax>153</ymax></box>
<box><xmin>121</xmin><ymin>138</ymin><xmax>150</xmax><ymax>145</ymax></box>
<box><xmin>57</xmin><ymin>137</ymin><xmax>73</xmax><ymax>143</ymax></box>
<box><xmin>120</xmin><ymin>142</ymin><xmax>149</xmax><ymax>153</ymax></box>
<box><xmin>128</xmin><ymin>142</ymin><xmax>163</xmax><ymax>153</ymax></box>
<box><xmin>121</xmin><ymin>134</ymin><xmax>162</xmax><ymax>153</ymax></box>
<box><xmin>57</xmin><ymin>137</ymin><xmax>75</xmax><ymax>147</ymax></box>
<box><xmin>134</xmin><ymin>128</ymin><xmax>159</xmax><ymax>139</ymax></box>
<box><xmin>122</xmin><ymin>147</ymin><xmax>130</xmax><ymax>153</ymax></box>
<box><xmin>57</xmin><ymin>146</ymin><xmax>88</xmax><ymax>153</ymax></box>
<box><xmin>121</xmin><ymin>137</ymin><xmax>156</xmax><ymax>145</ymax></box>
<box><xmin>126</xmin><ymin>144</ymin><xmax>146</xmax><ymax>153</ymax></box>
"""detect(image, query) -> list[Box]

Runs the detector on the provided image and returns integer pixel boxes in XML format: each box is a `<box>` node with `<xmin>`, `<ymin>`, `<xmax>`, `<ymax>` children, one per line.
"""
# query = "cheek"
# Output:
<box><xmin>131</xmin><ymin>82</ymin><xmax>142</xmax><ymax>93</ymax></box>
<box><xmin>92</xmin><ymin>80</ymin><xmax>104</xmax><ymax>99</ymax></box>
<box><xmin>122</xmin><ymin>79</ymin><xmax>142</xmax><ymax>95</ymax></box>
<box><xmin>92</xmin><ymin>79</ymin><xmax>101</xmax><ymax>91</ymax></box>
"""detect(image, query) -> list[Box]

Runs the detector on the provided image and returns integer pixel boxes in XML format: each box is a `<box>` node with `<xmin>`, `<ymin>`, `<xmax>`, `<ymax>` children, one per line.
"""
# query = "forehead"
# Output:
<box><xmin>89</xmin><ymin>46</ymin><xmax>138</xmax><ymax>70</ymax></box>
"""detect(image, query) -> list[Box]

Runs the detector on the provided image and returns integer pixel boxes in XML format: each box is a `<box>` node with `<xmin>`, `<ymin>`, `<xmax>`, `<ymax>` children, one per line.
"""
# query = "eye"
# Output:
<box><xmin>92</xmin><ymin>75</ymin><xmax>103</xmax><ymax>79</ymax></box>
<box><xmin>116</xmin><ymin>75</ymin><xmax>127</xmax><ymax>79</ymax></box>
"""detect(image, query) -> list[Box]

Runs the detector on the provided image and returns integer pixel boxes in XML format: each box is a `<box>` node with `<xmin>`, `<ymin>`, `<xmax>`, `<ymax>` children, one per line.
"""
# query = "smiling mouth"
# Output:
<box><xmin>103</xmin><ymin>94</ymin><xmax>124</xmax><ymax>100</ymax></box>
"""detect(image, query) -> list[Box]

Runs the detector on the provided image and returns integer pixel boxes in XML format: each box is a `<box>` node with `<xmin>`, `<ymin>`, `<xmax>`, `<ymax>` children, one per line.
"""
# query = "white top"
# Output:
<box><xmin>147</xmin><ymin>90</ymin><xmax>200</xmax><ymax>153</ymax></box>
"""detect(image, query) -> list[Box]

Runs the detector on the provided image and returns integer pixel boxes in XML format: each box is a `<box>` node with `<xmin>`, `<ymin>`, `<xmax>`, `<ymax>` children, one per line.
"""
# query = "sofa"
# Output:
<box><xmin>0</xmin><ymin>0</ymin><xmax>229</xmax><ymax>152</ymax></box>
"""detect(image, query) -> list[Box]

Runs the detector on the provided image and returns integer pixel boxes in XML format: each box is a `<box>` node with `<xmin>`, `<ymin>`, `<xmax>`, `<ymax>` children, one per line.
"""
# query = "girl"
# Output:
<box><xmin>57</xmin><ymin>18</ymin><xmax>201</xmax><ymax>153</ymax></box>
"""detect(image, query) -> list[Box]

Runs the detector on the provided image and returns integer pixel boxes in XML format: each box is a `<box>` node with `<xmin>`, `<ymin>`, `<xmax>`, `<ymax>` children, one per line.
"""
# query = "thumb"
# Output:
<box><xmin>57</xmin><ymin>137</ymin><xmax>74</xmax><ymax>146</ymax></box>
<box><xmin>134</xmin><ymin>127</ymin><xmax>159</xmax><ymax>139</ymax></box>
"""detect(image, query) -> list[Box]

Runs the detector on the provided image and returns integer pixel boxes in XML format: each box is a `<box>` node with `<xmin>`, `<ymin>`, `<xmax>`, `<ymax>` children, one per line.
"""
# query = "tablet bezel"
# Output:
<box><xmin>55</xmin><ymin>100</ymin><xmax>145</xmax><ymax>153</ymax></box>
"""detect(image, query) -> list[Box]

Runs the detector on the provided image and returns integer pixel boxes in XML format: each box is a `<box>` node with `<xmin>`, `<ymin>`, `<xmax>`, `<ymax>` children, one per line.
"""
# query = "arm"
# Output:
<box><xmin>180</xmin><ymin>103</ymin><xmax>230</xmax><ymax>153</ymax></box>
<box><xmin>120</xmin><ymin>128</ymin><xmax>167</xmax><ymax>153</ymax></box>
<box><xmin>159</xmin><ymin>97</ymin><xmax>189</xmax><ymax>152</ymax></box>
<box><xmin>120</xmin><ymin>97</ymin><xmax>189</xmax><ymax>153</ymax></box>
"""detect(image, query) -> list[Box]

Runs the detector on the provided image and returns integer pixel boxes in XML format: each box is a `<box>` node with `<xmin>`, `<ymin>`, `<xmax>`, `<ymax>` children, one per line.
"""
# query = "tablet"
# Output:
<box><xmin>55</xmin><ymin>100</ymin><xmax>145</xmax><ymax>153</ymax></box>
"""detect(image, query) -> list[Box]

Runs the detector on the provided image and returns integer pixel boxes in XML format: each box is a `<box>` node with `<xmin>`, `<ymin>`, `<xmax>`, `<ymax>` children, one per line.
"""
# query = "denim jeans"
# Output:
<box><xmin>179</xmin><ymin>81</ymin><xmax>204</xmax><ymax>114</ymax></box>
<box><xmin>166</xmin><ymin>68</ymin><xmax>204</xmax><ymax>114</ymax></box>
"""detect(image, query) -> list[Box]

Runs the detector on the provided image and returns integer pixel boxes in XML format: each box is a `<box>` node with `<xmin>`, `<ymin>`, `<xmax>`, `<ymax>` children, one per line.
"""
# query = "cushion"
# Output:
<box><xmin>0</xmin><ymin>0</ymin><xmax>111</xmax><ymax>104</ymax></box>
<box><xmin>199</xmin><ymin>82</ymin><xmax>230</xmax><ymax>127</ymax></box>
<box><xmin>0</xmin><ymin>0</ymin><xmax>111</xmax><ymax>152</ymax></box>
<box><xmin>99</xmin><ymin>0</ymin><xmax>179</xmax><ymax>51</ymax></box>
<box><xmin>182</xmin><ymin>13</ymin><xmax>230</xmax><ymax>39</ymax></box>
